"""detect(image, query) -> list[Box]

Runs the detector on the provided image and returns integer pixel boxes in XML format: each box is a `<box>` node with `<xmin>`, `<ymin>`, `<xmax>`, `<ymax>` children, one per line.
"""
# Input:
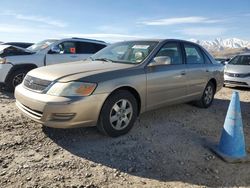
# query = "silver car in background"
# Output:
<box><xmin>224</xmin><ymin>53</ymin><xmax>250</xmax><ymax>88</ymax></box>
<box><xmin>15</xmin><ymin>39</ymin><xmax>224</xmax><ymax>137</ymax></box>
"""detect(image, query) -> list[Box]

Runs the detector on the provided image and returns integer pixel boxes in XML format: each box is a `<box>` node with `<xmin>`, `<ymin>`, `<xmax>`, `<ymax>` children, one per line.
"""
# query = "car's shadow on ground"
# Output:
<box><xmin>224</xmin><ymin>85</ymin><xmax>250</xmax><ymax>91</ymax></box>
<box><xmin>43</xmin><ymin>97</ymin><xmax>250</xmax><ymax>187</ymax></box>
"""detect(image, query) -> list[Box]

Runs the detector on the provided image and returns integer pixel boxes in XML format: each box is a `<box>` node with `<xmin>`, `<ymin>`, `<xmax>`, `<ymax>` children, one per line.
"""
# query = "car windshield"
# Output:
<box><xmin>90</xmin><ymin>41</ymin><xmax>159</xmax><ymax>64</ymax></box>
<box><xmin>228</xmin><ymin>55</ymin><xmax>250</xmax><ymax>65</ymax></box>
<box><xmin>27</xmin><ymin>39</ymin><xmax>58</xmax><ymax>52</ymax></box>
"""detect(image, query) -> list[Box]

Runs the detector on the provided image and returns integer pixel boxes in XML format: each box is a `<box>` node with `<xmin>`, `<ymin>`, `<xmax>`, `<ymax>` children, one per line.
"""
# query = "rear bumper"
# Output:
<box><xmin>224</xmin><ymin>75</ymin><xmax>250</xmax><ymax>88</ymax></box>
<box><xmin>0</xmin><ymin>64</ymin><xmax>12</xmax><ymax>83</ymax></box>
<box><xmin>15</xmin><ymin>84</ymin><xmax>110</xmax><ymax>128</ymax></box>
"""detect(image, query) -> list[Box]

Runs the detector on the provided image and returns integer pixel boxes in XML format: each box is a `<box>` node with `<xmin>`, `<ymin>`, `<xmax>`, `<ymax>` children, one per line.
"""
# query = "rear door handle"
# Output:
<box><xmin>70</xmin><ymin>55</ymin><xmax>77</xmax><ymax>58</ymax></box>
<box><xmin>206</xmin><ymin>69</ymin><xmax>209</xmax><ymax>72</ymax></box>
<box><xmin>180</xmin><ymin>71</ymin><xmax>186</xmax><ymax>75</ymax></box>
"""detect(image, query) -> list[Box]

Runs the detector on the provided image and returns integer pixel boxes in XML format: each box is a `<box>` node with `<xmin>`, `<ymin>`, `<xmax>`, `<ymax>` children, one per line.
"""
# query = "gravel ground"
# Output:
<box><xmin>0</xmin><ymin>87</ymin><xmax>249</xmax><ymax>188</ymax></box>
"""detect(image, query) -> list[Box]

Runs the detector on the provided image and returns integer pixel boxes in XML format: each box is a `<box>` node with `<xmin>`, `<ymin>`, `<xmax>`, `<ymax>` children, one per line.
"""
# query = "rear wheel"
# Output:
<box><xmin>195</xmin><ymin>81</ymin><xmax>215</xmax><ymax>108</ymax></box>
<box><xmin>97</xmin><ymin>90</ymin><xmax>138</xmax><ymax>137</ymax></box>
<box><xmin>5</xmin><ymin>69</ymin><xmax>28</xmax><ymax>91</ymax></box>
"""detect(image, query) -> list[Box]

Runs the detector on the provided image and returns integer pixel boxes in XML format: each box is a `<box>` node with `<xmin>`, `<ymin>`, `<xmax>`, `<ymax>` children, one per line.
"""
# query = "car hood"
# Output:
<box><xmin>0</xmin><ymin>45</ymin><xmax>34</xmax><ymax>57</ymax></box>
<box><xmin>225</xmin><ymin>64</ymin><xmax>250</xmax><ymax>73</ymax></box>
<box><xmin>28</xmin><ymin>60</ymin><xmax>136</xmax><ymax>82</ymax></box>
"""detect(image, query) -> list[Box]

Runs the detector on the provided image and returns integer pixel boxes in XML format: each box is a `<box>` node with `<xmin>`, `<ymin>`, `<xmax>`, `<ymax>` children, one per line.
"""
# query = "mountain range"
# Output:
<box><xmin>189</xmin><ymin>38</ymin><xmax>250</xmax><ymax>52</ymax></box>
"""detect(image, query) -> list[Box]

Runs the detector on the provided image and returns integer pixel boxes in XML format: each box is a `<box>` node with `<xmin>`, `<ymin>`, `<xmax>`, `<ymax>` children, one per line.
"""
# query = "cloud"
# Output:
<box><xmin>179</xmin><ymin>27</ymin><xmax>227</xmax><ymax>36</ymax></box>
<box><xmin>1</xmin><ymin>11</ymin><xmax>67</xmax><ymax>27</ymax></box>
<box><xmin>97</xmin><ymin>25</ymin><xmax>127</xmax><ymax>33</ymax></box>
<box><xmin>61</xmin><ymin>33</ymin><xmax>152</xmax><ymax>42</ymax></box>
<box><xmin>0</xmin><ymin>24</ymin><xmax>62</xmax><ymax>42</ymax></box>
<box><xmin>139</xmin><ymin>16</ymin><xmax>222</xmax><ymax>26</ymax></box>
<box><xmin>0</xmin><ymin>24</ymin><xmax>35</xmax><ymax>33</ymax></box>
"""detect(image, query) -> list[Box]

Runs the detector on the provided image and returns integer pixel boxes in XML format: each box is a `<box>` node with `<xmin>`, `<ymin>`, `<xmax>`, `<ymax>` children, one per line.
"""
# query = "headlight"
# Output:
<box><xmin>47</xmin><ymin>82</ymin><xmax>97</xmax><ymax>97</ymax></box>
<box><xmin>0</xmin><ymin>58</ymin><xmax>6</xmax><ymax>64</ymax></box>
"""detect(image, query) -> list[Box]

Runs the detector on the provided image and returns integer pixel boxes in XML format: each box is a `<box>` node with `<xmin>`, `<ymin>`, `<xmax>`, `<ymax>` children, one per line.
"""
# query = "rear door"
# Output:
<box><xmin>146</xmin><ymin>42</ymin><xmax>188</xmax><ymax>110</ymax></box>
<box><xmin>75</xmin><ymin>42</ymin><xmax>106</xmax><ymax>60</ymax></box>
<box><xmin>183</xmin><ymin>43</ymin><xmax>208</xmax><ymax>98</ymax></box>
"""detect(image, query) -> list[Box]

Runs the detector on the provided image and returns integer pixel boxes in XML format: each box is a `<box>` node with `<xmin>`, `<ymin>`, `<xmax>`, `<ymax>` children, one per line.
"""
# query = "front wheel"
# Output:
<box><xmin>5</xmin><ymin>69</ymin><xmax>28</xmax><ymax>91</ymax></box>
<box><xmin>97</xmin><ymin>90</ymin><xmax>138</xmax><ymax>137</ymax></box>
<box><xmin>195</xmin><ymin>81</ymin><xmax>215</xmax><ymax>108</ymax></box>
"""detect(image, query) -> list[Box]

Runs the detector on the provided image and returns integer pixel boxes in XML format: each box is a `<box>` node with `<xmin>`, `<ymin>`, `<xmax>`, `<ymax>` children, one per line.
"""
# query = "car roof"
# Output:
<box><xmin>67</xmin><ymin>37</ymin><xmax>107</xmax><ymax>44</ymax></box>
<box><xmin>115</xmin><ymin>39</ymin><xmax>200</xmax><ymax>45</ymax></box>
<box><xmin>45</xmin><ymin>38</ymin><xmax>107</xmax><ymax>45</ymax></box>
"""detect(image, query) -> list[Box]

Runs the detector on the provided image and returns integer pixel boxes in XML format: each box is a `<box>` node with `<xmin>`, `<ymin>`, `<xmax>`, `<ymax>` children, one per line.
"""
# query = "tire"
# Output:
<box><xmin>5</xmin><ymin>69</ymin><xmax>29</xmax><ymax>92</ymax></box>
<box><xmin>97</xmin><ymin>90</ymin><xmax>138</xmax><ymax>137</ymax></box>
<box><xmin>195</xmin><ymin>81</ymin><xmax>215</xmax><ymax>108</ymax></box>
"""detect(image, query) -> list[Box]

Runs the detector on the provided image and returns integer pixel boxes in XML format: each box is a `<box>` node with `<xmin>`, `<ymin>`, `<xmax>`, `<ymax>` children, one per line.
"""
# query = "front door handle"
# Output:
<box><xmin>70</xmin><ymin>55</ymin><xmax>77</xmax><ymax>58</ymax></box>
<box><xmin>206</xmin><ymin>69</ymin><xmax>209</xmax><ymax>72</ymax></box>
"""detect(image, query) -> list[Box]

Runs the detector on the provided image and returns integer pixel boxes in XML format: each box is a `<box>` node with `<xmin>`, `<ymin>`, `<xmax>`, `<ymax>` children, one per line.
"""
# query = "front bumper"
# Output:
<box><xmin>224</xmin><ymin>75</ymin><xmax>250</xmax><ymax>88</ymax></box>
<box><xmin>15</xmin><ymin>84</ymin><xmax>109</xmax><ymax>128</ymax></box>
<box><xmin>0</xmin><ymin>64</ymin><xmax>13</xmax><ymax>83</ymax></box>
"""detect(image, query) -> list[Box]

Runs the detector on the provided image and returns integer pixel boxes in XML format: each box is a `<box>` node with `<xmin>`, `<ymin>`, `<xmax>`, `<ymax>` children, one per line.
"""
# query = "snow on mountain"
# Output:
<box><xmin>189</xmin><ymin>38</ymin><xmax>250</xmax><ymax>51</ymax></box>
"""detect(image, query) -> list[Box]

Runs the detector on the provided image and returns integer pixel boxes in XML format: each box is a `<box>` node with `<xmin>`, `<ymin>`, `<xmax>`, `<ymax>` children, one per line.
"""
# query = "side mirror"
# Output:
<box><xmin>148</xmin><ymin>56</ymin><xmax>171</xmax><ymax>67</ymax></box>
<box><xmin>49</xmin><ymin>45</ymin><xmax>61</xmax><ymax>54</ymax></box>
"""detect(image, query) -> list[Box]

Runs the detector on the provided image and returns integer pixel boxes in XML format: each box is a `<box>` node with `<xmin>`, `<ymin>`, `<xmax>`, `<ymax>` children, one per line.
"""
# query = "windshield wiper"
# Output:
<box><xmin>94</xmin><ymin>58</ymin><xmax>114</xmax><ymax>63</ymax></box>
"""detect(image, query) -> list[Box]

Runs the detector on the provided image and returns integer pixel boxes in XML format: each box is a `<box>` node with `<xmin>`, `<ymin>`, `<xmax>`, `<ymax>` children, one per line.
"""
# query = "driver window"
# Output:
<box><xmin>58</xmin><ymin>42</ymin><xmax>76</xmax><ymax>54</ymax></box>
<box><xmin>155</xmin><ymin>42</ymin><xmax>182</xmax><ymax>65</ymax></box>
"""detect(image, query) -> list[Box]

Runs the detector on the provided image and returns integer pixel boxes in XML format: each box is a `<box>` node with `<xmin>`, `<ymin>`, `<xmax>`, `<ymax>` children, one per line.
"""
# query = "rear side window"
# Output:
<box><xmin>203</xmin><ymin>53</ymin><xmax>212</xmax><ymax>64</ymax></box>
<box><xmin>155</xmin><ymin>42</ymin><xmax>183</xmax><ymax>65</ymax></box>
<box><xmin>184</xmin><ymin>43</ymin><xmax>204</xmax><ymax>64</ymax></box>
<box><xmin>94</xmin><ymin>43</ymin><xmax>106</xmax><ymax>51</ymax></box>
<box><xmin>76</xmin><ymin>42</ymin><xmax>106</xmax><ymax>54</ymax></box>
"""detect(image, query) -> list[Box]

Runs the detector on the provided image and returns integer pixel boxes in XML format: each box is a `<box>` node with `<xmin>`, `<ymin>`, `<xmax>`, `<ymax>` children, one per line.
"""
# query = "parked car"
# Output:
<box><xmin>224</xmin><ymin>53</ymin><xmax>250</xmax><ymax>88</ymax></box>
<box><xmin>0</xmin><ymin>38</ymin><xmax>107</xmax><ymax>91</ymax></box>
<box><xmin>15</xmin><ymin>39</ymin><xmax>224</xmax><ymax>137</ymax></box>
<box><xmin>215</xmin><ymin>57</ymin><xmax>230</xmax><ymax>65</ymax></box>
<box><xmin>2</xmin><ymin>42</ymin><xmax>34</xmax><ymax>48</ymax></box>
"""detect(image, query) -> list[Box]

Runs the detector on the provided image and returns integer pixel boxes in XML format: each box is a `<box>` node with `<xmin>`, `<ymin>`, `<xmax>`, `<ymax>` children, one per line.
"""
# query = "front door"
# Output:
<box><xmin>146</xmin><ymin>42</ymin><xmax>188</xmax><ymax>111</ymax></box>
<box><xmin>46</xmin><ymin>41</ymin><xmax>82</xmax><ymax>66</ymax></box>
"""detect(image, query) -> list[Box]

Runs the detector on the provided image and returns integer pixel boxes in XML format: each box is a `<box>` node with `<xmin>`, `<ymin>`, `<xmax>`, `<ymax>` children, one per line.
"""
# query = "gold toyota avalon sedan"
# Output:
<box><xmin>15</xmin><ymin>39</ymin><xmax>224</xmax><ymax>137</ymax></box>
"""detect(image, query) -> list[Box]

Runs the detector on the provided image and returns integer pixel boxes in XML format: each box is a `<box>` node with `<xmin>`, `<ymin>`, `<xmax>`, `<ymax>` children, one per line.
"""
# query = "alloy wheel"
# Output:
<box><xmin>109</xmin><ymin>99</ymin><xmax>133</xmax><ymax>130</ymax></box>
<box><xmin>12</xmin><ymin>73</ymin><xmax>26</xmax><ymax>87</ymax></box>
<box><xmin>204</xmin><ymin>85</ymin><xmax>214</xmax><ymax>105</ymax></box>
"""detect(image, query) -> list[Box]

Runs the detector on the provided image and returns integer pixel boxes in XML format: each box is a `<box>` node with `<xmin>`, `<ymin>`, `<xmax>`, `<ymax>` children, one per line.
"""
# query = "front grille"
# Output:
<box><xmin>24</xmin><ymin>75</ymin><xmax>52</xmax><ymax>92</ymax></box>
<box><xmin>224</xmin><ymin>80</ymin><xmax>248</xmax><ymax>86</ymax></box>
<box><xmin>225</xmin><ymin>72</ymin><xmax>250</xmax><ymax>78</ymax></box>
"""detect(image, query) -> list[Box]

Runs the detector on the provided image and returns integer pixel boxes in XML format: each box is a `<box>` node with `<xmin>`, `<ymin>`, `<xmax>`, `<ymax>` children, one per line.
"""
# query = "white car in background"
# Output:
<box><xmin>224</xmin><ymin>53</ymin><xmax>250</xmax><ymax>88</ymax></box>
<box><xmin>0</xmin><ymin>38</ymin><xmax>107</xmax><ymax>91</ymax></box>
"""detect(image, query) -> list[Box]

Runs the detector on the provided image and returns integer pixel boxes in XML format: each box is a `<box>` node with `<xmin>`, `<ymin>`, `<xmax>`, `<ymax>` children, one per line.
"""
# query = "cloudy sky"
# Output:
<box><xmin>0</xmin><ymin>0</ymin><xmax>250</xmax><ymax>43</ymax></box>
